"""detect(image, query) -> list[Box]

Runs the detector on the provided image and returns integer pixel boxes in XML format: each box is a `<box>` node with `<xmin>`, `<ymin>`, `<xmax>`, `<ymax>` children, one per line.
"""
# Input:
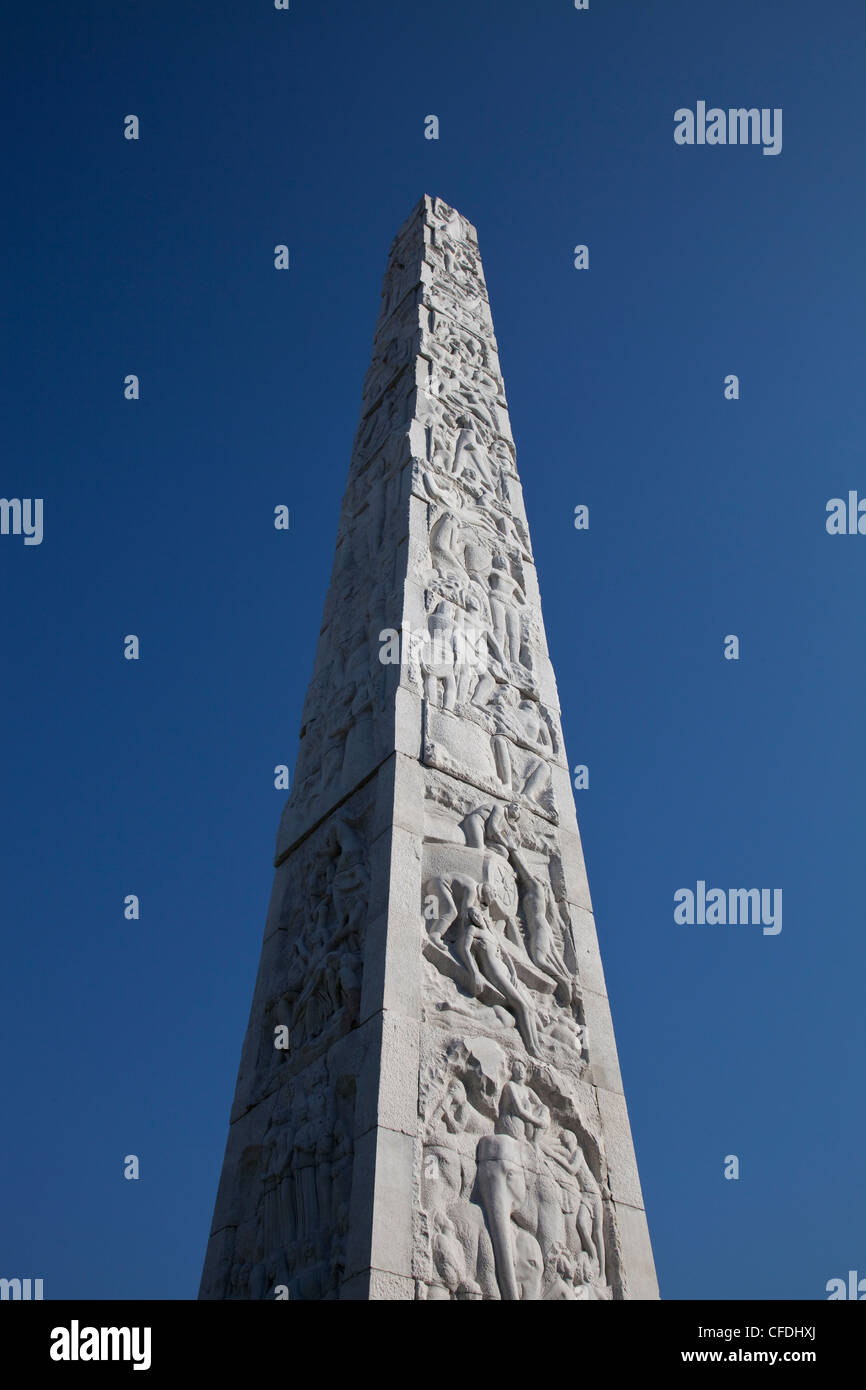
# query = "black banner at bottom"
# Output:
<box><xmin>1</xmin><ymin>1298</ymin><xmax>857</xmax><ymax>1376</ymax></box>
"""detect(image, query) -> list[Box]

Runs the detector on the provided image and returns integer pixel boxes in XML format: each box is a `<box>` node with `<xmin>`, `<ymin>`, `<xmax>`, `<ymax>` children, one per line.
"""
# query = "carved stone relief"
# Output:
<box><xmin>215</xmin><ymin>1067</ymin><xmax>358</xmax><ymax>1302</ymax></box>
<box><xmin>415</xmin><ymin>1036</ymin><xmax>618</xmax><ymax>1301</ymax></box>
<box><xmin>421</xmin><ymin>777</ymin><xmax>586</xmax><ymax>1069</ymax></box>
<box><xmin>260</xmin><ymin>797</ymin><xmax>373</xmax><ymax>1094</ymax></box>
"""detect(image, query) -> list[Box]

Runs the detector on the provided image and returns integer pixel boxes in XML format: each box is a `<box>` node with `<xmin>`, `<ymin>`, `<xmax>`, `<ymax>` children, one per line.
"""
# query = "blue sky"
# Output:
<box><xmin>2</xmin><ymin>0</ymin><xmax>864</xmax><ymax>1300</ymax></box>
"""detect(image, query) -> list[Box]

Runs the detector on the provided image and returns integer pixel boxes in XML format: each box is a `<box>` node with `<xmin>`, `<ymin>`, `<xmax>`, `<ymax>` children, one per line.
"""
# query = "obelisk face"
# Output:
<box><xmin>200</xmin><ymin>195</ymin><xmax>657</xmax><ymax>1302</ymax></box>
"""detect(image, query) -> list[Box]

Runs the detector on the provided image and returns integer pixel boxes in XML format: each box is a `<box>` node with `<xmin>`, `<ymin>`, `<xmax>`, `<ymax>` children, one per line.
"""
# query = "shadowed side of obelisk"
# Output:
<box><xmin>199</xmin><ymin>198</ymin><xmax>433</xmax><ymax>1300</ymax></box>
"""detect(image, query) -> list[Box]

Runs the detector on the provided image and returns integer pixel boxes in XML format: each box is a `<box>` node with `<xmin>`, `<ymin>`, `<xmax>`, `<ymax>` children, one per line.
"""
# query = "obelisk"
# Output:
<box><xmin>200</xmin><ymin>195</ymin><xmax>658</xmax><ymax>1301</ymax></box>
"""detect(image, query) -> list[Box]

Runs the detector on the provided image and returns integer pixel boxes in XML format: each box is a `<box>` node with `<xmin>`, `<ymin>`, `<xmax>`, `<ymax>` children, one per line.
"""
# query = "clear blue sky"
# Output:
<box><xmin>2</xmin><ymin>0</ymin><xmax>864</xmax><ymax>1300</ymax></box>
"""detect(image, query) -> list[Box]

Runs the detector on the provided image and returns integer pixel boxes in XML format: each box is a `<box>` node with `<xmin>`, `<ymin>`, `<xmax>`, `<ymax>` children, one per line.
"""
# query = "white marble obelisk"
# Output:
<box><xmin>200</xmin><ymin>195</ymin><xmax>658</xmax><ymax>1301</ymax></box>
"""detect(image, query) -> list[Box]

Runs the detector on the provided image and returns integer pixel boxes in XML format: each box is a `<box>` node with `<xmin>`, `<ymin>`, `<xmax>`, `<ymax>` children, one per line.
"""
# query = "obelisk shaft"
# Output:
<box><xmin>200</xmin><ymin>196</ymin><xmax>657</xmax><ymax>1300</ymax></box>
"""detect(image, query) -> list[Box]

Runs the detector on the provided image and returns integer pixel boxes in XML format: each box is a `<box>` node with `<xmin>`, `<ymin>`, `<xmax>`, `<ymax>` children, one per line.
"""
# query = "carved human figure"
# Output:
<box><xmin>423</xmin><ymin>863</ymin><xmax>517</xmax><ymax>951</ymax></box>
<box><xmin>334</xmin><ymin>949</ymin><xmax>362</xmax><ymax>1022</ymax></box>
<box><xmin>459</xmin><ymin>799</ymin><xmax>520</xmax><ymax>855</ymax></box>
<box><xmin>454</xmin><ymin>611</ymin><xmax>490</xmax><ymax>707</ymax></box>
<box><xmin>259</xmin><ymin>1107</ymin><xmax>294</xmax><ymax>1287</ymax></box>
<box><xmin>444</xmin><ymin>585</ymin><xmax>505</xmax><ymax>706</ymax></box>
<box><xmin>287</xmin><ymin>828</ymin><xmax>365</xmax><ymax>1046</ymax></box>
<box><xmin>292</xmin><ymin>1096</ymin><xmax>322</xmax><ymax>1245</ymax></box>
<box><xmin>287</xmin><ymin>862</ymin><xmax>342</xmax><ymax>1040</ymax></box>
<box><xmin>509</xmin><ymin>849</ymin><xmax>574</xmax><ymax>996</ymax></box>
<box><xmin>314</xmin><ymin>632</ymin><xmax>374</xmax><ymax>794</ymax></box>
<box><xmin>431</xmin><ymin>1210</ymin><xmax>471</xmax><ymax>1296</ymax></box>
<box><xmin>455</xmin><ymin>895</ymin><xmax>542</xmax><ymax>1057</ymax></box>
<box><xmin>547</xmin><ymin>1129</ymin><xmax>607</xmax><ymax>1285</ymax></box>
<box><xmin>314</xmin><ymin>1095</ymin><xmax>336</xmax><ymax>1257</ymax></box>
<box><xmin>489</xmin><ymin>689</ymin><xmax>552</xmax><ymax>806</ymax></box>
<box><xmin>420</xmin><ymin>600</ymin><xmax>461</xmax><ymax>709</ymax></box>
<box><xmin>423</xmin><ymin>460</ymin><xmax>511</xmax><ymax>552</ymax></box>
<box><xmin>291</xmin><ymin>963</ymin><xmax>332</xmax><ymax>1043</ymax></box>
<box><xmin>422</xmin><ymin>470</ymin><xmax>484</xmax><ymax>580</ymax></box>
<box><xmin>543</xmin><ymin>1245</ymin><xmax>582</xmax><ymax>1300</ymax></box>
<box><xmin>459</xmin><ymin>536</ymin><xmax>494</xmax><ymax>610</ymax></box>
<box><xmin>491</xmin><ymin>688</ymin><xmax>552</xmax><ymax>757</ymax></box>
<box><xmin>493</xmin><ymin>507</ymin><xmax>528</xmax><ymax>555</ymax></box>
<box><xmin>478</xmin><ymin>1059</ymin><xmax>578</xmax><ymax>1301</ymax></box>
<box><xmin>495</xmin><ymin>1058</ymin><xmax>550</xmax><ymax>1143</ymax></box>
<box><xmin>574</xmin><ymin>1251</ymin><xmax>611</xmax><ymax>1297</ymax></box>
<box><xmin>490</xmin><ymin>437</ymin><xmax>516</xmax><ymax>496</ymax></box>
<box><xmin>285</xmin><ymin>866</ymin><xmax>331</xmax><ymax>992</ymax></box>
<box><xmin>324</xmin><ymin>816</ymin><xmax>368</xmax><ymax>936</ymax></box>
<box><xmin>488</xmin><ymin>556</ymin><xmax>526</xmax><ymax>666</ymax></box>
<box><xmin>448</xmin><ymin>417</ymin><xmax>498</xmax><ymax>494</ymax></box>
<box><xmin>428</xmin><ymin>508</ymin><xmax>467</xmax><ymax>584</ymax></box>
<box><xmin>429</xmin><ymin>1077</ymin><xmax>486</xmax><ymax>1138</ymax></box>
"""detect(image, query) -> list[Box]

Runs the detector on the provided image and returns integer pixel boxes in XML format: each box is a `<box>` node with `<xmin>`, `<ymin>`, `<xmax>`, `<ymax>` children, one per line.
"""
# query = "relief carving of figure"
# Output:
<box><xmin>447</xmin><ymin>416</ymin><xmax>499</xmax><ymax>494</ymax></box>
<box><xmin>428</xmin><ymin>1077</ymin><xmax>488</xmax><ymax>1138</ymax></box>
<box><xmin>420</xmin><ymin>600</ymin><xmax>485</xmax><ymax>710</ymax></box>
<box><xmin>422</xmin><ymin>796</ymin><xmax>586</xmax><ymax>1061</ymax></box>
<box><xmin>276</xmin><ymin>815</ymin><xmax>368</xmax><ymax>1056</ymax></box>
<box><xmin>455</xmin><ymin>892</ymin><xmax>543</xmax><ymax>1057</ymax></box>
<box><xmin>544</xmin><ymin>1129</ymin><xmax>607</xmax><ymax>1286</ymax></box>
<box><xmin>421</xmin><ymin>1145</ymin><xmax>496</xmax><ymax>1300</ymax></box>
<box><xmin>510</xmin><ymin>848</ymin><xmax>574</xmax><ymax>999</ymax></box>
<box><xmin>459</xmin><ymin>799</ymin><xmax>521</xmax><ymax>856</ymax></box>
<box><xmin>488</xmin><ymin>687</ymin><xmax>554</xmax><ymax>809</ymax></box>
<box><xmin>494</xmin><ymin>1057</ymin><xmax>550</xmax><ymax>1142</ymax></box>
<box><xmin>475</xmin><ymin>1059</ymin><xmax>567</xmax><ymax>1299</ymax></box>
<box><xmin>488</xmin><ymin>554</ymin><xmax>527</xmax><ymax>667</ymax></box>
